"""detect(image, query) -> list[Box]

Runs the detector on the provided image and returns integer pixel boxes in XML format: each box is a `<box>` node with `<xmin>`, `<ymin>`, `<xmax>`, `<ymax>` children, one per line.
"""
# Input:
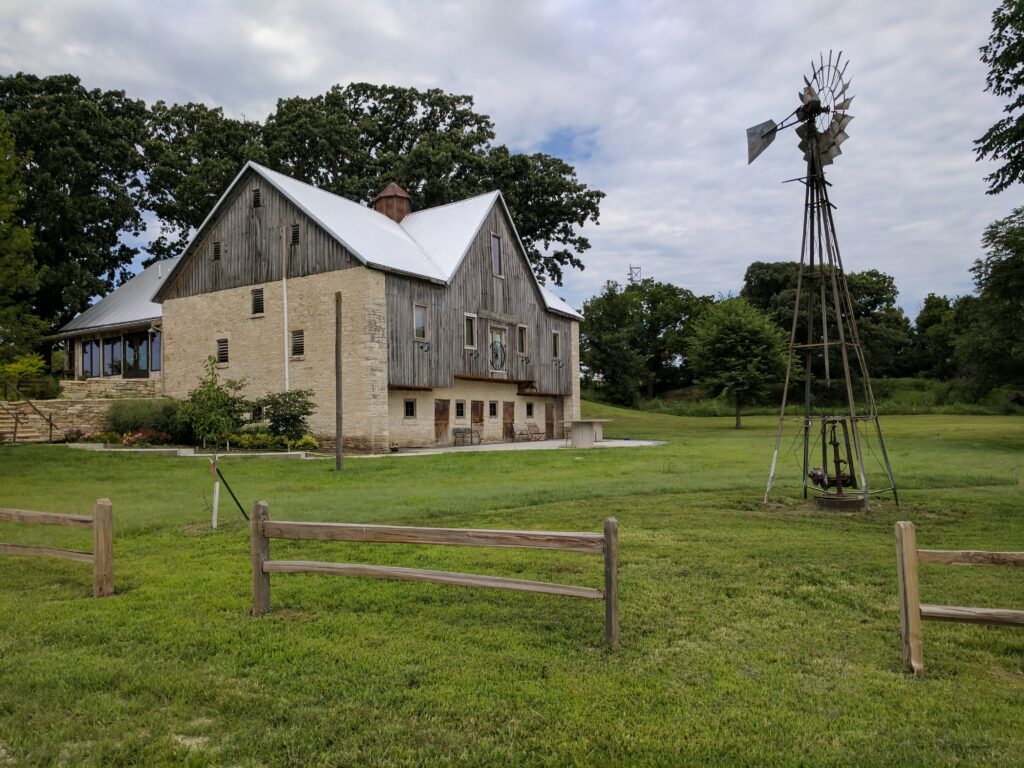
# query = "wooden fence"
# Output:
<box><xmin>250</xmin><ymin>501</ymin><xmax>619</xmax><ymax>646</ymax></box>
<box><xmin>0</xmin><ymin>500</ymin><xmax>114</xmax><ymax>597</ymax></box>
<box><xmin>895</xmin><ymin>520</ymin><xmax>1023</xmax><ymax>674</ymax></box>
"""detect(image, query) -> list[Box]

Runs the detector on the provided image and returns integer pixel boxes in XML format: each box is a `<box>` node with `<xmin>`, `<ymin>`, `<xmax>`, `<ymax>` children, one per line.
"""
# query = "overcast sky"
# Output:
<box><xmin>1</xmin><ymin>0</ymin><xmax>1020</xmax><ymax>318</ymax></box>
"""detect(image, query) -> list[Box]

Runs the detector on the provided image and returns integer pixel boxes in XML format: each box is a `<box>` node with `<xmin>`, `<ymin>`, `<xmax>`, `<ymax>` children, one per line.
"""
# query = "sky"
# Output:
<box><xmin>1</xmin><ymin>0</ymin><xmax>1020</xmax><ymax>319</ymax></box>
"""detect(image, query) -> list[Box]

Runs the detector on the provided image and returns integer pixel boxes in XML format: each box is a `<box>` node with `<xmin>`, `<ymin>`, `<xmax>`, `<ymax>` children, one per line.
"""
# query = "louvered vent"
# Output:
<box><xmin>252</xmin><ymin>188</ymin><xmax>262</xmax><ymax>208</ymax></box>
<box><xmin>290</xmin><ymin>223</ymin><xmax>300</xmax><ymax>245</ymax></box>
<box><xmin>212</xmin><ymin>241</ymin><xmax>221</xmax><ymax>261</ymax></box>
<box><xmin>216</xmin><ymin>338</ymin><xmax>229</xmax><ymax>364</ymax></box>
<box><xmin>291</xmin><ymin>329</ymin><xmax>304</xmax><ymax>357</ymax></box>
<box><xmin>251</xmin><ymin>288</ymin><xmax>264</xmax><ymax>315</ymax></box>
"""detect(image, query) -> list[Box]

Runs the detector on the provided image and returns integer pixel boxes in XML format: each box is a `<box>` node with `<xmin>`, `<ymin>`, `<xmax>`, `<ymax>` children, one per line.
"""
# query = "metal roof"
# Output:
<box><xmin>58</xmin><ymin>256</ymin><xmax>181</xmax><ymax>335</ymax></box>
<box><xmin>156</xmin><ymin>162</ymin><xmax>582</xmax><ymax>319</ymax></box>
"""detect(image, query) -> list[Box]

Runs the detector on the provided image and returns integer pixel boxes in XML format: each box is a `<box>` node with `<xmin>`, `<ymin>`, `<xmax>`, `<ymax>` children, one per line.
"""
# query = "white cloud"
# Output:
<box><xmin>1</xmin><ymin>0</ymin><xmax>1021</xmax><ymax>319</ymax></box>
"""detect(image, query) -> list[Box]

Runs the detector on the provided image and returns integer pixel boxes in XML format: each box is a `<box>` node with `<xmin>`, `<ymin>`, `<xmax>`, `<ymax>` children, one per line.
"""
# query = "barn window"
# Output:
<box><xmin>404</xmin><ymin>399</ymin><xmax>416</xmax><ymax>419</ymax></box>
<box><xmin>516</xmin><ymin>325</ymin><xmax>527</xmax><ymax>355</ymax></box>
<box><xmin>490</xmin><ymin>233</ymin><xmax>502</xmax><ymax>276</ymax></box>
<box><xmin>488</xmin><ymin>401</ymin><xmax>497</xmax><ymax>419</ymax></box>
<box><xmin>456</xmin><ymin>400</ymin><xmax>466</xmax><ymax>420</ymax></box>
<box><xmin>414</xmin><ymin>304</ymin><xmax>429</xmax><ymax>340</ymax></box>
<box><xmin>252</xmin><ymin>188</ymin><xmax>262</xmax><ymax>208</ymax></box>
<box><xmin>526</xmin><ymin>402</ymin><xmax>534</xmax><ymax>418</ymax></box>
<box><xmin>212</xmin><ymin>241</ymin><xmax>221</xmax><ymax>261</ymax></box>
<box><xmin>251</xmin><ymin>288</ymin><xmax>264</xmax><ymax>315</ymax></box>
<box><xmin>464</xmin><ymin>314</ymin><xmax>477</xmax><ymax>349</ymax></box>
<box><xmin>552</xmin><ymin>331</ymin><xmax>561</xmax><ymax>359</ymax></box>
<box><xmin>290</xmin><ymin>223</ymin><xmax>300</xmax><ymax>245</ymax></box>
<box><xmin>291</xmin><ymin>329</ymin><xmax>304</xmax><ymax>357</ymax></box>
<box><xmin>216</xmin><ymin>338</ymin><xmax>229</xmax><ymax>364</ymax></box>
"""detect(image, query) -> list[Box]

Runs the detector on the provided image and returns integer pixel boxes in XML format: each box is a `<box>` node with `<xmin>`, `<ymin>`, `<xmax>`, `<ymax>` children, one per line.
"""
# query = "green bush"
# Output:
<box><xmin>257</xmin><ymin>389</ymin><xmax>316</xmax><ymax>440</ymax></box>
<box><xmin>294</xmin><ymin>435</ymin><xmax>319</xmax><ymax>451</ymax></box>
<box><xmin>177</xmin><ymin>358</ymin><xmax>250</xmax><ymax>448</ymax></box>
<box><xmin>106</xmin><ymin>399</ymin><xmax>190</xmax><ymax>442</ymax></box>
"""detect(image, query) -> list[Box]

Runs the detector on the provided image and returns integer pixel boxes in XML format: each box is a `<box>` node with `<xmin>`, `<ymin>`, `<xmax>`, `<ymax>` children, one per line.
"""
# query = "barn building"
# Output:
<box><xmin>148</xmin><ymin>162</ymin><xmax>581</xmax><ymax>451</ymax></box>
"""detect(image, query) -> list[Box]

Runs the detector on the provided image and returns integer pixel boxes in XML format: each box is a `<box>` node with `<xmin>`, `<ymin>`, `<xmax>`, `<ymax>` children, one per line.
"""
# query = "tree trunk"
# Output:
<box><xmin>734</xmin><ymin>399</ymin><xmax>742</xmax><ymax>429</ymax></box>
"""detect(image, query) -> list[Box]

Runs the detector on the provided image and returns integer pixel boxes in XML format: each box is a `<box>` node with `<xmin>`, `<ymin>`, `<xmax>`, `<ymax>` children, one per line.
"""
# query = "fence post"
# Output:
<box><xmin>91</xmin><ymin>499</ymin><xmax>114</xmax><ymax>597</ymax></box>
<box><xmin>251</xmin><ymin>500</ymin><xmax>270</xmax><ymax>615</ymax></box>
<box><xmin>895</xmin><ymin>521</ymin><xmax>924</xmax><ymax>675</ymax></box>
<box><xmin>604</xmin><ymin>516</ymin><xmax>619</xmax><ymax>648</ymax></box>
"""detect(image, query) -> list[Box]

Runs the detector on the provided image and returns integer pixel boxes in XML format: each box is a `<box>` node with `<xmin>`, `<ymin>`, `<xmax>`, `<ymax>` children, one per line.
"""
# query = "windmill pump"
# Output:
<box><xmin>748</xmin><ymin>52</ymin><xmax>898</xmax><ymax>510</ymax></box>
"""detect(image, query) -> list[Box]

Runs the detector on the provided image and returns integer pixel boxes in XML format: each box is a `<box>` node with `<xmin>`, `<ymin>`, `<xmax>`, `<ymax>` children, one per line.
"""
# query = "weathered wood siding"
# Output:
<box><xmin>386</xmin><ymin>204</ymin><xmax>574</xmax><ymax>394</ymax></box>
<box><xmin>160</xmin><ymin>169</ymin><xmax>359</xmax><ymax>300</ymax></box>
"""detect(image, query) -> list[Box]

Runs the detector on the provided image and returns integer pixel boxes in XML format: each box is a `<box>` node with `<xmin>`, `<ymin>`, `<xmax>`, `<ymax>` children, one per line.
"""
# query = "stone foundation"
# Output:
<box><xmin>60</xmin><ymin>378</ymin><xmax>161</xmax><ymax>400</ymax></box>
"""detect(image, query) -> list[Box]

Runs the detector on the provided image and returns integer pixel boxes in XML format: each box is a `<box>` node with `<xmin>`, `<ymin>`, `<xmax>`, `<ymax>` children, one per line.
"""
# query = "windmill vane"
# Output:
<box><xmin>750</xmin><ymin>52</ymin><xmax>899</xmax><ymax>511</ymax></box>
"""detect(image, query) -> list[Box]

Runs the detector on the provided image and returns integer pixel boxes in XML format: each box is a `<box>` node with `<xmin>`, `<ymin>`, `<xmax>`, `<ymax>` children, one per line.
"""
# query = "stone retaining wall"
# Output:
<box><xmin>60</xmin><ymin>378</ymin><xmax>160</xmax><ymax>400</ymax></box>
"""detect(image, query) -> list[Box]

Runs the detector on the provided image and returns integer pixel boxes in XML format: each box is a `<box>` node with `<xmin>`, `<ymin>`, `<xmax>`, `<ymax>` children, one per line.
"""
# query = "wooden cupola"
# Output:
<box><xmin>372</xmin><ymin>182</ymin><xmax>413</xmax><ymax>223</ymax></box>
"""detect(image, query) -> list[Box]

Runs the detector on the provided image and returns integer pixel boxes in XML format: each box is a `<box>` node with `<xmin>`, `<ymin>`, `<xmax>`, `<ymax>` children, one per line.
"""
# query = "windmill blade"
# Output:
<box><xmin>835</xmin><ymin>113</ymin><xmax>854</xmax><ymax>131</ymax></box>
<box><xmin>796</xmin><ymin>123</ymin><xmax>809</xmax><ymax>139</ymax></box>
<box><xmin>835</xmin><ymin>96</ymin><xmax>854</xmax><ymax>111</ymax></box>
<box><xmin>746</xmin><ymin>119</ymin><xmax>778</xmax><ymax>164</ymax></box>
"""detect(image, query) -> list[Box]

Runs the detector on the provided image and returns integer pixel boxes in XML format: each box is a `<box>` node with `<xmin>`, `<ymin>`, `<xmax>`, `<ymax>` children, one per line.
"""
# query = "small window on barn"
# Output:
<box><xmin>252</xmin><ymin>188</ymin><xmax>262</xmax><ymax>208</ymax></box>
<box><xmin>516</xmin><ymin>325</ymin><xmax>527</xmax><ymax>355</ymax></box>
<box><xmin>413</xmin><ymin>304</ymin><xmax>429</xmax><ymax>340</ymax></box>
<box><xmin>526</xmin><ymin>402</ymin><xmax>534</xmax><ymax>418</ymax></box>
<box><xmin>464</xmin><ymin>314</ymin><xmax>477</xmax><ymax>349</ymax></box>
<box><xmin>291</xmin><ymin>329</ymin><xmax>304</xmax><ymax>357</ymax></box>
<box><xmin>404</xmin><ymin>399</ymin><xmax>416</xmax><ymax>419</ymax></box>
<box><xmin>216</xmin><ymin>338</ymin><xmax>229</xmax><ymax>364</ymax></box>
<box><xmin>212</xmin><ymin>241</ymin><xmax>221</xmax><ymax>261</ymax></box>
<box><xmin>456</xmin><ymin>400</ymin><xmax>466</xmax><ymax>420</ymax></box>
<box><xmin>490</xmin><ymin>233</ymin><xmax>502</xmax><ymax>276</ymax></box>
<box><xmin>552</xmin><ymin>331</ymin><xmax>561</xmax><ymax>360</ymax></box>
<box><xmin>251</xmin><ymin>288</ymin><xmax>265</xmax><ymax>315</ymax></box>
<box><xmin>290</xmin><ymin>223</ymin><xmax>300</xmax><ymax>246</ymax></box>
<box><xmin>488</xmin><ymin>401</ymin><xmax>498</xmax><ymax>419</ymax></box>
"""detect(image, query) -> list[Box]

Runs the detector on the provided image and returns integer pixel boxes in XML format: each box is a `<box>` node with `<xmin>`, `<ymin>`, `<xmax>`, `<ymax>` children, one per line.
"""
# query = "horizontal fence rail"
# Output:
<box><xmin>895</xmin><ymin>520</ymin><xmax>1022</xmax><ymax>675</ymax></box>
<box><xmin>0</xmin><ymin>501</ymin><xmax>114</xmax><ymax>597</ymax></box>
<box><xmin>250</xmin><ymin>501</ymin><xmax>619</xmax><ymax>646</ymax></box>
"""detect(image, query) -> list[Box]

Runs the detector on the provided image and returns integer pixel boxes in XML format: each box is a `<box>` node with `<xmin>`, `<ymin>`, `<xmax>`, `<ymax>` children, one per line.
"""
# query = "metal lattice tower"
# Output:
<box><xmin>747</xmin><ymin>52</ymin><xmax>898</xmax><ymax>510</ymax></box>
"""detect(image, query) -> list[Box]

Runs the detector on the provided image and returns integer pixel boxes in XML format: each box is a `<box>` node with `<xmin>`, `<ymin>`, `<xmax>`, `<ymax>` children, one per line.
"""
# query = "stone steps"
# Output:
<box><xmin>0</xmin><ymin>404</ymin><xmax>51</xmax><ymax>443</ymax></box>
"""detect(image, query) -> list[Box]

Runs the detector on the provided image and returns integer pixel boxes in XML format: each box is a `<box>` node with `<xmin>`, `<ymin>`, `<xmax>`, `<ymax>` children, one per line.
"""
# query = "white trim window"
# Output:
<box><xmin>552</xmin><ymin>330</ymin><xmax>561</xmax><ymax>360</ymax></box>
<box><xmin>516</xmin><ymin>325</ymin><xmax>527</xmax><ymax>356</ymax></box>
<box><xmin>414</xmin><ymin>304</ymin><xmax>429</xmax><ymax>340</ymax></box>
<box><xmin>490</xmin><ymin>232</ymin><xmax>503</xmax><ymax>276</ymax></box>
<box><xmin>464</xmin><ymin>313</ymin><xmax>477</xmax><ymax>349</ymax></box>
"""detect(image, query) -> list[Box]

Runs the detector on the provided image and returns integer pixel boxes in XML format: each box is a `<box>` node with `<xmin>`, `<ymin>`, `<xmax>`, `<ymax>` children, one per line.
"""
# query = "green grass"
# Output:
<box><xmin>0</xmin><ymin>405</ymin><xmax>1021</xmax><ymax>766</ymax></box>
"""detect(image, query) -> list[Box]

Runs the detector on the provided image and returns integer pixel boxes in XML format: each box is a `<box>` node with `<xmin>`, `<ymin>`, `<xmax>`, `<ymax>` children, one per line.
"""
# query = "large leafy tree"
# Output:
<box><xmin>150</xmin><ymin>83</ymin><xmax>603</xmax><ymax>284</ymax></box>
<box><xmin>911</xmin><ymin>294</ymin><xmax>957</xmax><ymax>379</ymax></box>
<box><xmin>581</xmin><ymin>279</ymin><xmax>711</xmax><ymax>404</ymax></box>
<box><xmin>976</xmin><ymin>1</ymin><xmax>1024</xmax><ymax>194</ymax></box>
<box><xmin>0</xmin><ymin>73</ymin><xmax>148</xmax><ymax>328</ymax></box>
<box><xmin>740</xmin><ymin>261</ymin><xmax>914</xmax><ymax>377</ymax></box>
<box><xmin>0</xmin><ymin>111</ymin><xmax>42</xmax><ymax>360</ymax></box>
<box><xmin>686</xmin><ymin>297</ymin><xmax>788</xmax><ymax>429</ymax></box>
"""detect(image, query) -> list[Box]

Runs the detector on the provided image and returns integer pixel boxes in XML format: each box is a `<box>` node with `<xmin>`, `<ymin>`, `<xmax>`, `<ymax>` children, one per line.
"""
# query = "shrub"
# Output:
<box><xmin>64</xmin><ymin>428</ymin><xmax>86</xmax><ymax>443</ymax></box>
<box><xmin>121</xmin><ymin>429</ymin><xmax>173</xmax><ymax>447</ymax></box>
<box><xmin>106</xmin><ymin>398</ymin><xmax>184</xmax><ymax>437</ymax></box>
<box><xmin>177</xmin><ymin>357</ymin><xmax>250</xmax><ymax>448</ymax></box>
<box><xmin>294</xmin><ymin>435</ymin><xmax>319</xmax><ymax>451</ymax></box>
<box><xmin>257</xmin><ymin>389</ymin><xmax>316</xmax><ymax>440</ymax></box>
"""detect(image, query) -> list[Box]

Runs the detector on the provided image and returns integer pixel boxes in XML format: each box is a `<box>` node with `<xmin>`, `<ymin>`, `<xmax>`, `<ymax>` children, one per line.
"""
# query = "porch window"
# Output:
<box><xmin>82</xmin><ymin>339</ymin><xmax>101</xmax><ymax>378</ymax></box>
<box><xmin>103</xmin><ymin>336</ymin><xmax>122</xmax><ymax>377</ymax></box>
<box><xmin>151</xmin><ymin>331</ymin><xmax>161</xmax><ymax>372</ymax></box>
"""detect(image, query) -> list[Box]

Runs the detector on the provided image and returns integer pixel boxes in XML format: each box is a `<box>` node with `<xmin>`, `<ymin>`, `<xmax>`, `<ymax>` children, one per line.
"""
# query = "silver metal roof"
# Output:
<box><xmin>58</xmin><ymin>256</ymin><xmax>181</xmax><ymax>335</ymax></box>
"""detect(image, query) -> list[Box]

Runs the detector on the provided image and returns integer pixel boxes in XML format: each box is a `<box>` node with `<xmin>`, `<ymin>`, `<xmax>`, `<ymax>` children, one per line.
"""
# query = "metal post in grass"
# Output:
<box><xmin>91</xmin><ymin>498</ymin><xmax>114</xmax><ymax>597</ymax></box>
<box><xmin>251</xmin><ymin>500</ymin><xmax>270</xmax><ymax>615</ymax></box>
<box><xmin>895</xmin><ymin>521</ymin><xmax>924</xmax><ymax>675</ymax></box>
<box><xmin>604</xmin><ymin>516</ymin><xmax>619</xmax><ymax>648</ymax></box>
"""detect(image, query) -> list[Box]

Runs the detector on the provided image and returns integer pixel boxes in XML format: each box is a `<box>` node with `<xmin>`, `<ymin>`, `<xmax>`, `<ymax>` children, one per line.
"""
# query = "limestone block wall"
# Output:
<box><xmin>5</xmin><ymin>398</ymin><xmax>118</xmax><ymax>438</ymax></box>
<box><xmin>566</xmin><ymin>320</ymin><xmax>581</xmax><ymax>421</ymax></box>
<box><xmin>161</xmin><ymin>266</ymin><xmax>390</xmax><ymax>452</ymax></box>
<box><xmin>388</xmin><ymin>380</ymin><xmax>564</xmax><ymax>448</ymax></box>
<box><xmin>60</xmin><ymin>378</ymin><xmax>160</xmax><ymax>400</ymax></box>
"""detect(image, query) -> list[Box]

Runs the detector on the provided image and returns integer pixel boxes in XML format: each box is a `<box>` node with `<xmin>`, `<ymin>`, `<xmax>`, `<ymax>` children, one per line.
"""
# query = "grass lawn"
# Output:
<box><xmin>0</xmin><ymin>404</ymin><xmax>1021</xmax><ymax>766</ymax></box>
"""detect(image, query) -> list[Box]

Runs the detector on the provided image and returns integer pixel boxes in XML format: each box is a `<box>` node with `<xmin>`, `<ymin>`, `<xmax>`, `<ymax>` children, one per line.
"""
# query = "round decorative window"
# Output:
<box><xmin>489</xmin><ymin>340</ymin><xmax>506</xmax><ymax>370</ymax></box>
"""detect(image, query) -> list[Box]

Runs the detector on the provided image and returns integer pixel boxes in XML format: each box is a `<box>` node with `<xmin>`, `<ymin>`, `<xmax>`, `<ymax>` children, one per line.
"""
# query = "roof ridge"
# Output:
<box><xmin>403</xmin><ymin>189</ymin><xmax>500</xmax><ymax>218</ymax></box>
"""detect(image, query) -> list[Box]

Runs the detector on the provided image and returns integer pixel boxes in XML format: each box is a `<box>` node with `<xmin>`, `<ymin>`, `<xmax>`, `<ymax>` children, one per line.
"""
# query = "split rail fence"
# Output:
<box><xmin>250</xmin><ymin>501</ymin><xmax>619</xmax><ymax>646</ymax></box>
<box><xmin>895</xmin><ymin>520</ymin><xmax>1023</xmax><ymax>675</ymax></box>
<box><xmin>0</xmin><ymin>500</ymin><xmax>114</xmax><ymax>597</ymax></box>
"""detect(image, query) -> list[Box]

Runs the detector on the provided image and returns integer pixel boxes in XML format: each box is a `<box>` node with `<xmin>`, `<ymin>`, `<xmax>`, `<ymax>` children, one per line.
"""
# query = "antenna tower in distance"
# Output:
<box><xmin>747</xmin><ymin>51</ymin><xmax>897</xmax><ymax>510</ymax></box>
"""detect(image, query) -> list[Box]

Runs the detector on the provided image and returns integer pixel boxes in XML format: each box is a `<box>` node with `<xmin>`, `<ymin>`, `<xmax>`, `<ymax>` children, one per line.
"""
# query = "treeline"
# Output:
<box><xmin>581</xmin><ymin>234</ymin><xmax>1024</xmax><ymax>408</ymax></box>
<box><xmin>0</xmin><ymin>72</ymin><xmax>604</xmax><ymax>361</ymax></box>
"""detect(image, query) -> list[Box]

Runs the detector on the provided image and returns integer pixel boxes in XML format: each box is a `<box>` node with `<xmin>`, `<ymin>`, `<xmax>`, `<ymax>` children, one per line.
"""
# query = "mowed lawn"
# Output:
<box><xmin>0</xmin><ymin>405</ymin><xmax>1021</xmax><ymax>766</ymax></box>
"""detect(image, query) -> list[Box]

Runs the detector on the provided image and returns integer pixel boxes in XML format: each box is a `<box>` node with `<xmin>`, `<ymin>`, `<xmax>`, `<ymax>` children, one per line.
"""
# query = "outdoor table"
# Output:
<box><xmin>564</xmin><ymin>419</ymin><xmax>611</xmax><ymax>448</ymax></box>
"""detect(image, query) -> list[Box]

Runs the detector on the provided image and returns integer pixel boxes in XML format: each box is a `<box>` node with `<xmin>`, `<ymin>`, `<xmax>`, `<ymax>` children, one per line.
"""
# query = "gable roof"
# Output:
<box><xmin>55</xmin><ymin>256</ymin><xmax>181</xmax><ymax>338</ymax></box>
<box><xmin>156</xmin><ymin>162</ymin><xmax>582</xmax><ymax>319</ymax></box>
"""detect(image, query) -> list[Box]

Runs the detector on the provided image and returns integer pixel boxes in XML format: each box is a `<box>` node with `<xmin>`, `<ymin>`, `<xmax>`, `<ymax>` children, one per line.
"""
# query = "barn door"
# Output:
<box><xmin>434</xmin><ymin>399</ymin><xmax>450</xmax><ymax>445</ymax></box>
<box><xmin>545</xmin><ymin>402</ymin><xmax>555</xmax><ymax>439</ymax></box>
<box><xmin>502</xmin><ymin>401</ymin><xmax>515</xmax><ymax>441</ymax></box>
<box><xmin>471</xmin><ymin>400</ymin><xmax>484</xmax><ymax>427</ymax></box>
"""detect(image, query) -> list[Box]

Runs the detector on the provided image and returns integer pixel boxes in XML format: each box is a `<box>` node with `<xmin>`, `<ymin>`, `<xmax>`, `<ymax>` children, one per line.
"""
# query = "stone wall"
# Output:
<box><xmin>162</xmin><ymin>266</ymin><xmax>391</xmax><ymax>452</ymax></box>
<box><xmin>60</xmin><ymin>378</ymin><xmax>161</xmax><ymax>400</ymax></box>
<box><xmin>3</xmin><ymin>398</ymin><xmax>118</xmax><ymax>440</ymax></box>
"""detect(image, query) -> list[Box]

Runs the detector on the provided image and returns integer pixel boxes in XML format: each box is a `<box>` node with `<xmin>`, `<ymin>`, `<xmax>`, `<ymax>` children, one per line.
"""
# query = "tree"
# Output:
<box><xmin>0</xmin><ymin>73</ymin><xmax>149</xmax><ymax>329</ymax></box>
<box><xmin>686</xmin><ymin>298</ymin><xmax>788</xmax><ymax>428</ymax></box>
<box><xmin>143</xmin><ymin>101</ymin><xmax>265</xmax><ymax>262</ymax></box>
<box><xmin>149</xmin><ymin>83</ymin><xmax>604</xmax><ymax>284</ymax></box>
<box><xmin>976</xmin><ymin>2</ymin><xmax>1024</xmax><ymax>194</ymax></box>
<box><xmin>0</xmin><ymin>111</ymin><xmax>42</xmax><ymax>360</ymax></box>
<box><xmin>257</xmin><ymin>389</ymin><xmax>316</xmax><ymax>441</ymax></box>
<box><xmin>177</xmin><ymin>357</ymin><xmax>250</xmax><ymax>448</ymax></box>
<box><xmin>580</xmin><ymin>282</ymin><xmax>647</xmax><ymax>405</ymax></box>
<box><xmin>912</xmin><ymin>294</ymin><xmax>956</xmax><ymax>379</ymax></box>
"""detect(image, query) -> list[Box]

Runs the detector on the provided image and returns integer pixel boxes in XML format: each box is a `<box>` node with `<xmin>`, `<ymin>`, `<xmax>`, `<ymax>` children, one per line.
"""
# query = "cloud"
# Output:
<box><xmin>1</xmin><ymin>0</ymin><xmax>1021</xmax><ymax>318</ymax></box>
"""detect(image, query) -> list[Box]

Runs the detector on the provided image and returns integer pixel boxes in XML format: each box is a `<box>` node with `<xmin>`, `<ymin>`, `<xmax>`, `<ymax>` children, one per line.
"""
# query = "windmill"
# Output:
<box><xmin>747</xmin><ymin>52</ymin><xmax>898</xmax><ymax>510</ymax></box>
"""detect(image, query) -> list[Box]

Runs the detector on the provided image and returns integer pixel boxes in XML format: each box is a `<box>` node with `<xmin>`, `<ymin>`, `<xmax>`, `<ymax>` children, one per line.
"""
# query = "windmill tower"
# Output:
<box><xmin>747</xmin><ymin>52</ymin><xmax>898</xmax><ymax>510</ymax></box>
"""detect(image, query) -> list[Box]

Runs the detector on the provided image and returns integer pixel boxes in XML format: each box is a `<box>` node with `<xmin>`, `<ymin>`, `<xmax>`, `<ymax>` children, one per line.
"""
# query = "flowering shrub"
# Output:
<box><xmin>64</xmin><ymin>428</ymin><xmax>87</xmax><ymax>443</ymax></box>
<box><xmin>121</xmin><ymin>428</ymin><xmax>173</xmax><ymax>447</ymax></box>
